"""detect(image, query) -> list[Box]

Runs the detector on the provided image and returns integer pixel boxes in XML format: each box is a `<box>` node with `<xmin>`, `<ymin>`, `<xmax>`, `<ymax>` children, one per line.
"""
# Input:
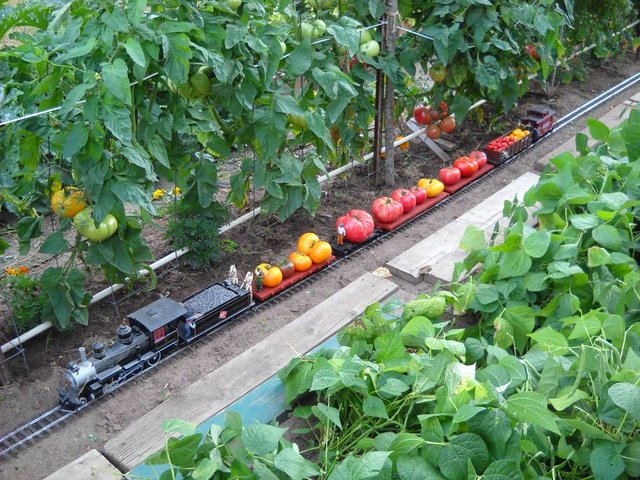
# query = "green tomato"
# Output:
<box><xmin>359</xmin><ymin>29</ymin><xmax>373</xmax><ymax>44</ymax></box>
<box><xmin>359</xmin><ymin>39</ymin><xmax>380</xmax><ymax>58</ymax></box>
<box><xmin>312</xmin><ymin>20</ymin><xmax>326</xmax><ymax>39</ymax></box>
<box><xmin>226</xmin><ymin>0</ymin><xmax>241</xmax><ymax>9</ymax></box>
<box><xmin>279</xmin><ymin>40</ymin><xmax>287</xmax><ymax>56</ymax></box>
<box><xmin>288</xmin><ymin>114</ymin><xmax>308</xmax><ymax>130</ymax></box>
<box><xmin>74</xmin><ymin>209</ymin><xmax>118</xmax><ymax>242</ymax></box>
<box><xmin>300</xmin><ymin>22</ymin><xmax>313</xmax><ymax>40</ymax></box>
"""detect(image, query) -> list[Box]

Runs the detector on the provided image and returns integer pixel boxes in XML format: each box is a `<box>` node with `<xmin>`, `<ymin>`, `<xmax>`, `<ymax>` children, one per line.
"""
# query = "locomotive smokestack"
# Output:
<box><xmin>79</xmin><ymin>346</ymin><xmax>88</xmax><ymax>364</ymax></box>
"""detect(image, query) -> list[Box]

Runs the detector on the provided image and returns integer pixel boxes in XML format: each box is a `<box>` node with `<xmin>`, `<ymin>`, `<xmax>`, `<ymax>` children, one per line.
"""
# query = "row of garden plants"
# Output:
<box><xmin>0</xmin><ymin>0</ymin><xmax>637</xmax><ymax>332</ymax></box>
<box><xmin>143</xmin><ymin>112</ymin><xmax>640</xmax><ymax>479</ymax></box>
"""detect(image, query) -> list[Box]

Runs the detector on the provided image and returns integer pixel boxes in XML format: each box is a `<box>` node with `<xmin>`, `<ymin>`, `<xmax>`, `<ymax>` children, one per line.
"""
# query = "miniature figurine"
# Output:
<box><xmin>337</xmin><ymin>223</ymin><xmax>347</xmax><ymax>246</ymax></box>
<box><xmin>228</xmin><ymin>264</ymin><xmax>238</xmax><ymax>285</ymax></box>
<box><xmin>254</xmin><ymin>268</ymin><xmax>264</xmax><ymax>292</ymax></box>
<box><xmin>241</xmin><ymin>271</ymin><xmax>253</xmax><ymax>291</ymax></box>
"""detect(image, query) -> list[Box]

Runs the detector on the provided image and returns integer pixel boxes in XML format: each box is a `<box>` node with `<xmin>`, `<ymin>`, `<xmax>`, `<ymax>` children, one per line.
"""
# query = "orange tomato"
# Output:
<box><xmin>289</xmin><ymin>251</ymin><xmax>312</xmax><ymax>271</ymax></box>
<box><xmin>309</xmin><ymin>241</ymin><xmax>332</xmax><ymax>264</ymax></box>
<box><xmin>51</xmin><ymin>187</ymin><xmax>87</xmax><ymax>218</ymax></box>
<box><xmin>417</xmin><ymin>178</ymin><xmax>445</xmax><ymax>197</ymax></box>
<box><xmin>263</xmin><ymin>267</ymin><xmax>283</xmax><ymax>288</ymax></box>
<box><xmin>297</xmin><ymin>232</ymin><xmax>320</xmax><ymax>255</ymax></box>
<box><xmin>395</xmin><ymin>135</ymin><xmax>410</xmax><ymax>151</ymax></box>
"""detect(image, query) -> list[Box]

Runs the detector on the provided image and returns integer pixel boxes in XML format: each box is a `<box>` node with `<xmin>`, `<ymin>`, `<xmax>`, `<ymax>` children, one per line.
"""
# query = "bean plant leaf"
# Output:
<box><xmin>528</xmin><ymin>327</ymin><xmax>569</xmax><ymax>355</ymax></box>
<box><xmin>460</xmin><ymin>225</ymin><xmax>486</xmax><ymax>253</ymax></box>
<box><xmin>569</xmin><ymin>213</ymin><xmax>600</xmax><ymax>230</ymax></box>
<box><xmin>273</xmin><ymin>448</ymin><xmax>321</xmax><ymax>480</ymax></box>
<box><xmin>587</xmin><ymin>246</ymin><xmax>612</xmax><ymax>267</ymax></box>
<box><xmin>482</xmin><ymin>459</ymin><xmax>524</xmax><ymax>480</ymax></box>
<box><xmin>310</xmin><ymin>368</ymin><xmax>340</xmax><ymax>391</ymax></box>
<box><xmin>523</xmin><ymin>230</ymin><xmax>551</xmax><ymax>258</ymax></box>
<box><xmin>497</xmin><ymin>250</ymin><xmax>531</xmax><ymax>279</ymax></box>
<box><xmin>504</xmin><ymin>392</ymin><xmax>560</xmax><ymax>434</ymax></box>
<box><xmin>586</xmin><ymin>118</ymin><xmax>610</xmax><ymax>141</ymax></box>
<box><xmin>397</xmin><ymin>454</ymin><xmax>445</xmax><ymax>480</ymax></box>
<box><xmin>608</xmin><ymin>383</ymin><xmax>640</xmax><ymax>420</ymax></box>
<box><xmin>438</xmin><ymin>433</ymin><xmax>490</xmax><ymax>480</ymax></box>
<box><xmin>327</xmin><ymin>451</ymin><xmax>391</xmax><ymax>480</ymax></box>
<box><xmin>312</xmin><ymin>403</ymin><xmax>342</xmax><ymax>430</ymax></box>
<box><xmin>363</xmin><ymin>396</ymin><xmax>389</xmax><ymax>419</ymax></box>
<box><xmin>591</xmin><ymin>224</ymin><xmax>622</xmax><ymax>251</ymax></box>
<box><xmin>590</xmin><ymin>443</ymin><xmax>625</xmax><ymax>480</ymax></box>
<box><xmin>400</xmin><ymin>316</ymin><xmax>435</xmax><ymax>347</ymax></box>
<box><xmin>241</xmin><ymin>424</ymin><xmax>286</xmax><ymax>455</ymax></box>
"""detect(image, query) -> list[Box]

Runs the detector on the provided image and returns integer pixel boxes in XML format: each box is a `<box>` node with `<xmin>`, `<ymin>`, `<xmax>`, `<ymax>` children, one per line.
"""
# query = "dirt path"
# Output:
<box><xmin>1</xmin><ymin>53</ymin><xmax>639</xmax><ymax>479</ymax></box>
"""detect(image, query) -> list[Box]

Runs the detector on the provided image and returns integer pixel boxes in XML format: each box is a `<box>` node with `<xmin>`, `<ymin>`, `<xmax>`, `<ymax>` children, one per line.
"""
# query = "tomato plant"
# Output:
<box><xmin>336</xmin><ymin>209</ymin><xmax>375</xmax><ymax>243</ymax></box>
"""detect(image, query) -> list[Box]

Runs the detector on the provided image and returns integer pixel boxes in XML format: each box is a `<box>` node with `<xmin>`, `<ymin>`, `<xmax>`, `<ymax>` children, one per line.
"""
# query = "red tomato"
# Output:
<box><xmin>427</xmin><ymin>124</ymin><xmax>441</xmax><ymax>139</ymax></box>
<box><xmin>469</xmin><ymin>151</ymin><xmax>487</xmax><ymax>168</ymax></box>
<box><xmin>391</xmin><ymin>188</ymin><xmax>417</xmax><ymax>213</ymax></box>
<box><xmin>525</xmin><ymin>44</ymin><xmax>540</xmax><ymax>61</ymax></box>
<box><xmin>409</xmin><ymin>186</ymin><xmax>427</xmax><ymax>205</ymax></box>
<box><xmin>439</xmin><ymin>167</ymin><xmax>461</xmax><ymax>186</ymax></box>
<box><xmin>454</xmin><ymin>158</ymin><xmax>478</xmax><ymax>177</ymax></box>
<box><xmin>440</xmin><ymin>115</ymin><xmax>456</xmax><ymax>134</ymax></box>
<box><xmin>371</xmin><ymin>197</ymin><xmax>404</xmax><ymax>223</ymax></box>
<box><xmin>336</xmin><ymin>209</ymin><xmax>375</xmax><ymax>243</ymax></box>
<box><xmin>413</xmin><ymin>105</ymin><xmax>432</xmax><ymax>125</ymax></box>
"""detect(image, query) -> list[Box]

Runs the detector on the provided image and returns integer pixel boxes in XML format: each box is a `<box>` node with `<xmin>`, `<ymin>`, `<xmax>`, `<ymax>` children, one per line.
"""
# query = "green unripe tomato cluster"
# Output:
<box><xmin>300</xmin><ymin>19</ymin><xmax>326</xmax><ymax>40</ymax></box>
<box><xmin>73</xmin><ymin>209</ymin><xmax>118</xmax><ymax>242</ymax></box>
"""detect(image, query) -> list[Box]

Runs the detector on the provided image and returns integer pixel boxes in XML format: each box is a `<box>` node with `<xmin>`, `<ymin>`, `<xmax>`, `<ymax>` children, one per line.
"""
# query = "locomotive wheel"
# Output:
<box><xmin>79</xmin><ymin>397</ymin><xmax>87</xmax><ymax>406</ymax></box>
<box><xmin>147</xmin><ymin>353</ymin><xmax>161</xmax><ymax>366</ymax></box>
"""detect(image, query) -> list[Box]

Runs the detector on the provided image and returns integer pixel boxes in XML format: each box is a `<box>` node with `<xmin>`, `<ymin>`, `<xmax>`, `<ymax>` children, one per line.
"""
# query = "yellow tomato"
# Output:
<box><xmin>51</xmin><ymin>187</ymin><xmax>88</xmax><ymax>218</ymax></box>
<box><xmin>417</xmin><ymin>178</ymin><xmax>445</xmax><ymax>197</ymax></box>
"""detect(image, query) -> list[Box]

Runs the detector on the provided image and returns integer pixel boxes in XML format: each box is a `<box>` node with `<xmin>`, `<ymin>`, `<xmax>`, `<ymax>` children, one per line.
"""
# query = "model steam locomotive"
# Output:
<box><xmin>59</xmin><ymin>269</ymin><xmax>253</xmax><ymax>411</ymax></box>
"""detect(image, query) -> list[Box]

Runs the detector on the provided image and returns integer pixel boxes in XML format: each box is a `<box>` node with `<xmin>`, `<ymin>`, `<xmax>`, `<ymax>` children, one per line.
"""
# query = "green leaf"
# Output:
<box><xmin>39</xmin><ymin>231</ymin><xmax>69</xmax><ymax>255</ymax></box>
<box><xmin>460</xmin><ymin>225</ymin><xmax>486</xmax><ymax>253</ymax></box>
<box><xmin>101</xmin><ymin>58</ymin><xmax>132</xmax><ymax>106</ymax></box>
<box><xmin>504</xmin><ymin>392</ymin><xmax>560</xmax><ymax>434</ymax></box>
<box><xmin>286</xmin><ymin>40</ymin><xmax>312</xmax><ymax>76</ymax></box>
<box><xmin>452</xmin><ymin>405</ymin><xmax>485</xmax><ymax>425</ymax></box>
<box><xmin>389</xmin><ymin>433</ymin><xmax>425</xmax><ymax>457</ymax></box>
<box><xmin>608</xmin><ymin>383</ymin><xmax>640</xmax><ymax>421</ymax></box>
<box><xmin>241</xmin><ymin>424</ymin><xmax>286</xmax><ymax>456</ymax></box>
<box><xmin>523</xmin><ymin>230</ymin><xmax>551</xmax><ymax>258</ymax></box>
<box><xmin>590</xmin><ymin>443</ymin><xmax>625</xmax><ymax>480</ymax></box>
<box><xmin>192</xmin><ymin>458</ymin><xmax>219</xmax><ymax>480</ymax></box>
<box><xmin>124</xmin><ymin>37</ymin><xmax>146</xmax><ymax>67</ymax></box>
<box><xmin>273</xmin><ymin>448</ymin><xmax>320</xmax><ymax>480</ymax></box>
<box><xmin>586</xmin><ymin>118</ymin><xmax>610</xmax><ymax>141</ymax></box>
<box><xmin>497</xmin><ymin>250</ymin><xmax>531</xmax><ymax>279</ymax></box>
<box><xmin>146</xmin><ymin>433</ymin><xmax>202</xmax><ymax>467</ymax></box>
<box><xmin>592</xmin><ymin>224</ymin><xmax>622</xmax><ymax>251</ymax></box>
<box><xmin>587</xmin><ymin>246</ymin><xmax>612</xmax><ymax>267</ymax></box>
<box><xmin>162</xmin><ymin>418</ymin><xmax>197</xmax><ymax>436</ymax></box>
<box><xmin>224</xmin><ymin>24</ymin><xmax>247</xmax><ymax>49</ymax></box>
<box><xmin>313</xmin><ymin>403</ymin><xmax>342</xmax><ymax>429</ymax></box>
<box><xmin>378</xmin><ymin>377</ymin><xmax>410</xmax><ymax>396</ymax></box>
<box><xmin>363</xmin><ymin>396</ymin><xmax>389</xmax><ymax>420</ymax></box>
<box><xmin>549</xmin><ymin>389</ymin><xmax>590</xmax><ymax>411</ymax></box>
<box><xmin>327</xmin><ymin>451</ymin><xmax>391</xmax><ymax>480</ymax></box>
<box><xmin>397</xmin><ymin>454</ymin><xmax>444</xmax><ymax>480</ymax></box>
<box><xmin>482</xmin><ymin>459</ymin><xmax>524</xmax><ymax>480</ymax></box>
<box><xmin>63</xmin><ymin>124</ymin><xmax>89</xmax><ymax>158</ymax></box>
<box><xmin>310</xmin><ymin>368</ymin><xmax>340</xmax><ymax>391</ymax></box>
<box><xmin>438</xmin><ymin>433</ymin><xmax>490</xmax><ymax>480</ymax></box>
<box><xmin>528</xmin><ymin>327</ymin><xmax>569</xmax><ymax>355</ymax></box>
<box><xmin>400</xmin><ymin>316</ymin><xmax>434</xmax><ymax>347</ymax></box>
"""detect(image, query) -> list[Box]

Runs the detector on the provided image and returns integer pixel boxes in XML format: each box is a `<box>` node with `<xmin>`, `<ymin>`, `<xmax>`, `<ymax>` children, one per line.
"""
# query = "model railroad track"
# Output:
<box><xmin>2</xmin><ymin>71</ymin><xmax>640</xmax><ymax>460</ymax></box>
<box><xmin>0</xmin><ymin>406</ymin><xmax>80</xmax><ymax>457</ymax></box>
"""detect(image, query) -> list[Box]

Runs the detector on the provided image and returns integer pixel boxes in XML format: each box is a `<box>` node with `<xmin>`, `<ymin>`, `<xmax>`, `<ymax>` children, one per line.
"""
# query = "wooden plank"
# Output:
<box><xmin>406</xmin><ymin>119</ymin><xmax>451</xmax><ymax>162</ymax></box>
<box><xmin>386</xmin><ymin>173</ymin><xmax>539</xmax><ymax>283</ymax></box>
<box><xmin>104</xmin><ymin>273</ymin><xmax>399</xmax><ymax>471</ymax></box>
<box><xmin>44</xmin><ymin>449</ymin><xmax>122</xmax><ymax>480</ymax></box>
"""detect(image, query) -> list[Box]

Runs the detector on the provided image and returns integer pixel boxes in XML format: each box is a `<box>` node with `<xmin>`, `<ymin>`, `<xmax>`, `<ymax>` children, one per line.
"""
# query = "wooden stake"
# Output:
<box><xmin>382</xmin><ymin>0</ymin><xmax>398</xmax><ymax>186</ymax></box>
<box><xmin>0</xmin><ymin>348</ymin><xmax>11</xmax><ymax>386</ymax></box>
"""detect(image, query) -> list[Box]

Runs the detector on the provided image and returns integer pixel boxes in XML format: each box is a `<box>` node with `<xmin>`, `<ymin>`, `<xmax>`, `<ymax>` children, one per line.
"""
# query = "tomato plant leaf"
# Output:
<box><xmin>241</xmin><ymin>424</ymin><xmax>286</xmax><ymax>456</ymax></box>
<box><xmin>285</xmin><ymin>39</ymin><xmax>312</xmax><ymax>76</ymax></box>
<box><xmin>504</xmin><ymin>392</ymin><xmax>560</xmax><ymax>434</ymax></box>
<box><xmin>124</xmin><ymin>37</ymin><xmax>146</xmax><ymax>67</ymax></box>
<box><xmin>101</xmin><ymin>58</ymin><xmax>132</xmax><ymax>106</ymax></box>
<box><xmin>162</xmin><ymin>33</ymin><xmax>192</xmax><ymax>85</ymax></box>
<box><xmin>38</xmin><ymin>231</ymin><xmax>70</xmax><ymax>255</ymax></box>
<box><xmin>63</xmin><ymin>123</ymin><xmax>89</xmax><ymax>159</ymax></box>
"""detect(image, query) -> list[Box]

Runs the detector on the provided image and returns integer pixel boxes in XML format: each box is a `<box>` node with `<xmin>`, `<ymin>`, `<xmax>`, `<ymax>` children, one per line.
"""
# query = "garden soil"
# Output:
<box><xmin>0</xmin><ymin>52</ymin><xmax>639</xmax><ymax>479</ymax></box>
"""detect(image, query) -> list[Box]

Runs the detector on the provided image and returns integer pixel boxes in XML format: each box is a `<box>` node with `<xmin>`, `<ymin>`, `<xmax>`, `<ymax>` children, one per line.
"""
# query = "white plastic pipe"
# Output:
<box><xmin>3</xmin><ymin>20</ymin><xmax>638</xmax><ymax>354</ymax></box>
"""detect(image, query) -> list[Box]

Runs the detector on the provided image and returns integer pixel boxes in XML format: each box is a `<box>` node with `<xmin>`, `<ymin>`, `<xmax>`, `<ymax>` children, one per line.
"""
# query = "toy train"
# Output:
<box><xmin>59</xmin><ymin>271</ymin><xmax>253</xmax><ymax>411</ymax></box>
<box><xmin>58</xmin><ymin>104</ymin><xmax>558</xmax><ymax>411</ymax></box>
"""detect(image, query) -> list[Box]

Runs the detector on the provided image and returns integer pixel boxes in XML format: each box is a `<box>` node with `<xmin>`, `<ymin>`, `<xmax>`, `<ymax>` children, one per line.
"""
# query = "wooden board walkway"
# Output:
<box><xmin>44</xmin><ymin>449</ymin><xmax>122</xmax><ymax>480</ymax></box>
<box><xmin>386</xmin><ymin>172</ymin><xmax>540</xmax><ymax>283</ymax></box>
<box><xmin>103</xmin><ymin>272</ymin><xmax>398</xmax><ymax>471</ymax></box>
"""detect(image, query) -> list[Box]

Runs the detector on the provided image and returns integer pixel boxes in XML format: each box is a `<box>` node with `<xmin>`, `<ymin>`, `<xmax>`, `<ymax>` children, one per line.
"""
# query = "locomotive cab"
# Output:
<box><xmin>521</xmin><ymin>105</ymin><xmax>556</xmax><ymax>141</ymax></box>
<box><xmin>127</xmin><ymin>297</ymin><xmax>187</xmax><ymax>353</ymax></box>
